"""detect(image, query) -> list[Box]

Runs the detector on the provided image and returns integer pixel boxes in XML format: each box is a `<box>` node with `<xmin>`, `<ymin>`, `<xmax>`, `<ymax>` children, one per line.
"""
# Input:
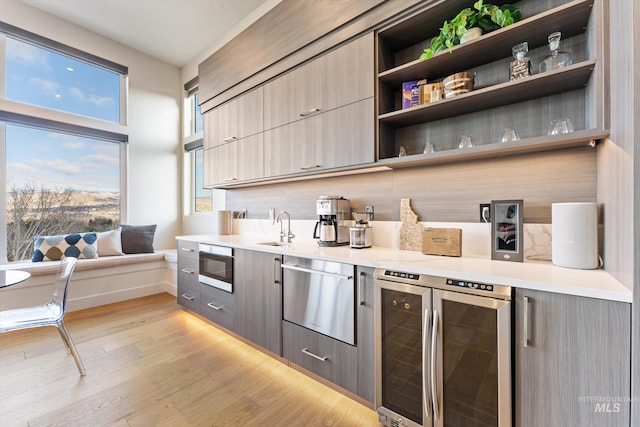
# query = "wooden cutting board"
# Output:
<box><xmin>422</xmin><ymin>228</ymin><xmax>462</xmax><ymax>257</ymax></box>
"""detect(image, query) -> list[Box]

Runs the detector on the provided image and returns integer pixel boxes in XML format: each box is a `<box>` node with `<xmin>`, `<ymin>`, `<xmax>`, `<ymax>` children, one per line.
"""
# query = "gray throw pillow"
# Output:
<box><xmin>120</xmin><ymin>224</ymin><xmax>156</xmax><ymax>254</ymax></box>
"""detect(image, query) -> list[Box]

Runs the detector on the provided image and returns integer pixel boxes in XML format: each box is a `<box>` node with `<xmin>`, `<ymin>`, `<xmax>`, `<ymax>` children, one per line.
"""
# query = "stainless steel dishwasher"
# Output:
<box><xmin>282</xmin><ymin>256</ymin><xmax>355</xmax><ymax>345</ymax></box>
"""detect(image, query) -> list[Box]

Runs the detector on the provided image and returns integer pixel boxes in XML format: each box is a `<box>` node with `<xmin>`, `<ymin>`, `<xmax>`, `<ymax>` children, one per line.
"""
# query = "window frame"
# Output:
<box><xmin>0</xmin><ymin>22</ymin><xmax>128</xmax><ymax>125</ymax></box>
<box><xmin>0</xmin><ymin>24</ymin><xmax>129</xmax><ymax>263</ymax></box>
<box><xmin>184</xmin><ymin>139</ymin><xmax>213</xmax><ymax>215</ymax></box>
<box><xmin>182</xmin><ymin>78</ymin><xmax>212</xmax><ymax>215</ymax></box>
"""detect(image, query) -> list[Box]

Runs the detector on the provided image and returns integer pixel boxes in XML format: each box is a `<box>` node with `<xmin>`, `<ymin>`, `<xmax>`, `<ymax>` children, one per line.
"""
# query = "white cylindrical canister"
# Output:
<box><xmin>217</xmin><ymin>210</ymin><xmax>232</xmax><ymax>235</ymax></box>
<box><xmin>551</xmin><ymin>202</ymin><xmax>599</xmax><ymax>269</ymax></box>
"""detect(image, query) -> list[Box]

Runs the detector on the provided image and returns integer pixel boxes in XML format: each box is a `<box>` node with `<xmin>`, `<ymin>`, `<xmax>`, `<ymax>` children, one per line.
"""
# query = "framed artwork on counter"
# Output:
<box><xmin>491</xmin><ymin>199</ymin><xmax>524</xmax><ymax>262</ymax></box>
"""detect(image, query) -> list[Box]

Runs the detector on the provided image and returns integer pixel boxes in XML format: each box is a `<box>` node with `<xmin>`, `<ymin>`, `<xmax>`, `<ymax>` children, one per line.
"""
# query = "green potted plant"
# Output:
<box><xmin>419</xmin><ymin>1</ymin><xmax>522</xmax><ymax>60</ymax></box>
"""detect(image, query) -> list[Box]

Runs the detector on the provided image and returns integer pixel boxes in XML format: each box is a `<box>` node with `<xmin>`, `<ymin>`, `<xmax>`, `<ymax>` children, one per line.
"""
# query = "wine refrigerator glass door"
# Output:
<box><xmin>375</xmin><ymin>279</ymin><xmax>432</xmax><ymax>427</ymax></box>
<box><xmin>431</xmin><ymin>289</ymin><xmax>512</xmax><ymax>427</ymax></box>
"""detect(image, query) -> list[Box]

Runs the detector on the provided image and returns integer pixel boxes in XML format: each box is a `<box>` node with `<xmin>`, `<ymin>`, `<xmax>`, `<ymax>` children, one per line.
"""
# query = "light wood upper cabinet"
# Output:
<box><xmin>263</xmin><ymin>98</ymin><xmax>375</xmax><ymax>177</ymax></box>
<box><xmin>203</xmin><ymin>87</ymin><xmax>263</xmax><ymax>149</ymax></box>
<box><xmin>263</xmin><ymin>33</ymin><xmax>374</xmax><ymax>130</ymax></box>
<box><xmin>204</xmin><ymin>134</ymin><xmax>264</xmax><ymax>186</ymax></box>
<box><xmin>514</xmin><ymin>288</ymin><xmax>631</xmax><ymax>427</ymax></box>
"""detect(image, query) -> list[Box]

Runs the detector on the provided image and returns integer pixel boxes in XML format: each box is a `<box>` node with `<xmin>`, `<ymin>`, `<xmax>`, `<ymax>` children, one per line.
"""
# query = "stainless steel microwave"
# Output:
<box><xmin>198</xmin><ymin>244</ymin><xmax>233</xmax><ymax>292</ymax></box>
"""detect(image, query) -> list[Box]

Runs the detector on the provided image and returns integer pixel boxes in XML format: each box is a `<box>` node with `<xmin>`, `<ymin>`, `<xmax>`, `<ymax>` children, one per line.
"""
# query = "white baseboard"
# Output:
<box><xmin>67</xmin><ymin>282</ymin><xmax>169</xmax><ymax>311</ymax></box>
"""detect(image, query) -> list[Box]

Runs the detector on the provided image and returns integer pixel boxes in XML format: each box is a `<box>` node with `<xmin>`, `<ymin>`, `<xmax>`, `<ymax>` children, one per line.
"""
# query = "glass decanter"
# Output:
<box><xmin>539</xmin><ymin>32</ymin><xmax>572</xmax><ymax>73</ymax></box>
<box><xmin>509</xmin><ymin>42</ymin><xmax>531</xmax><ymax>81</ymax></box>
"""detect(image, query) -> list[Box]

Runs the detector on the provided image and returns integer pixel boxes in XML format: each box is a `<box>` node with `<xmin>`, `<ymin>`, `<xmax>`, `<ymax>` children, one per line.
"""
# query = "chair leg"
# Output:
<box><xmin>56</xmin><ymin>327</ymin><xmax>72</xmax><ymax>354</ymax></box>
<box><xmin>57</xmin><ymin>322</ymin><xmax>86</xmax><ymax>376</ymax></box>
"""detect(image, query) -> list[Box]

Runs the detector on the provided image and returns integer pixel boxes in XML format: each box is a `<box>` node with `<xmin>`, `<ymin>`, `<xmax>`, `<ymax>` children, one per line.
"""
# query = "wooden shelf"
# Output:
<box><xmin>377</xmin><ymin>128</ymin><xmax>608</xmax><ymax>168</ymax></box>
<box><xmin>378</xmin><ymin>0</ymin><xmax>594</xmax><ymax>85</ymax></box>
<box><xmin>378</xmin><ymin>60</ymin><xmax>595</xmax><ymax>127</ymax></box>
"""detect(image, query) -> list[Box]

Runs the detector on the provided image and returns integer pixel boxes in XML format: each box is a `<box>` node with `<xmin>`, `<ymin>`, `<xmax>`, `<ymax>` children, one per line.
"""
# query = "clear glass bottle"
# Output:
<box><xmin>539</xmin><ymin>32</ymin><xmax>572</xmax><ymax>73</ymax></box>
<box><xmin>509</xmin><ymin>42</ymin><xmax>531</xmax><ymax>81</ymax></box>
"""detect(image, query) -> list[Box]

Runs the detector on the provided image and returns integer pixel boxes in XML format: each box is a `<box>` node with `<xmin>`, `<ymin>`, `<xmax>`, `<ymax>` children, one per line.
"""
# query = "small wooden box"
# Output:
<box><xmin>422</xmin><ymin>228</ymin><xmax>462</xmax><ymax>257</ymax></box>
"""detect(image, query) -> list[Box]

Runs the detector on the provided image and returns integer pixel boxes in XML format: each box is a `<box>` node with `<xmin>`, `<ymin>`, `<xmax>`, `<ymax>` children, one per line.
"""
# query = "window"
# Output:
<box><xmin>5</xmin><ymin>37</ymin><xmax>122</xmax><ymax>123</ymax></box>
<box><xmin>4</xmin><ymin>124</ymin><xmax>122</xmax><ymax>262</ymax></box>
<box><xmin>1</xmin><ymin>23</ymin><xmax>128</xmax><ymax>262</ymax></box>
<box><xmin>183</xmin><ymin>77</ymin><xmax>211</xmax><ymax>213</ymax></box>
<box><xmin>185</xmin><ymin>140</ymin><xmax>212</xmax><ymax>213</ymax></box>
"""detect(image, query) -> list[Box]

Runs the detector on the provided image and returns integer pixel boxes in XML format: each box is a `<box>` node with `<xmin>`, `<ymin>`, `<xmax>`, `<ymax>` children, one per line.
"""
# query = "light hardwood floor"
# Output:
<box><xmin>0</xmin><ymin>293</ymin><xmax>379</xmax><ymax>427</ymax></box>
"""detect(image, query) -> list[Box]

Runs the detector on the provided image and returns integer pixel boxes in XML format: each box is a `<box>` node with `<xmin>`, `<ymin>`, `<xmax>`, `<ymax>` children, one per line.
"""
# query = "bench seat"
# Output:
<box><xmin>0</xmin><ymin>251</ymin><xmax>177</xmax><ymax>312</ymax></box>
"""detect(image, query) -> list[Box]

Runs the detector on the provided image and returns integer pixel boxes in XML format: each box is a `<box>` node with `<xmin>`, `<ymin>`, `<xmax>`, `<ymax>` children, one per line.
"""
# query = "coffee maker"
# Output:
<box><xmin>313</xmin><ymin>196</ymin><xmax>351</xmax><ymax>246</ymax></box>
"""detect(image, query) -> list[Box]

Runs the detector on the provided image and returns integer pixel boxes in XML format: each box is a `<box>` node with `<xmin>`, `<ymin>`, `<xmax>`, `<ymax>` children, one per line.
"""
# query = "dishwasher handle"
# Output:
<box><xmin>281</xmin><ymin>264</ymin><xmax>353</xmax><ymax>280</ymax></box>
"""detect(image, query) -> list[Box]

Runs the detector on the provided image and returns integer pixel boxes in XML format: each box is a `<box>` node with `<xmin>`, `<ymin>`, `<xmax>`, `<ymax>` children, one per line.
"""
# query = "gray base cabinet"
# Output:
<box><xmin>177</xmin><ymin>245</ymin><xmax>376</xmax><ymax>403</ymax></box>
<box><xmin>515</xmin><ymin>289</ymin><xmax>631</xmax><ymax>427</ymax></box>
<box><xmin>356</xmin><ymin>266</ymin><xmax>375</xmax><ymax>403</ymax></box>
<box><xmin>176</xmin><ymin>240</ymin><xmax>200</xmax><ymax>312</ymax></box>
<box><xmin>283</xmin><ymin>320</ymin><xmax>358</xmax><ymax>395</ymax></box>
<box><xmin>176</xmin><ymin>240</ymin><xmax>236</xmax><ymax>333</ymax></box>
<box><xmin>199</xmin><ymin>284</ymin><xmax>235</xmax><ymax>331</ymax></box>
<box><xmin>234</xmin><ymin>249</ymin><xmax>283</xmax><ymax>355</ymax></box>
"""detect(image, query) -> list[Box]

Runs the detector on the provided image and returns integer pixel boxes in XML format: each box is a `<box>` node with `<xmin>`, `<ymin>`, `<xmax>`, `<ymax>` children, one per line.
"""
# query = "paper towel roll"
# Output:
<box><xmin>217</xmin><ymin>210</ymin><xmax>232</xmax><ymax>235</ymax></box>
<box><xmin>552</xmin><ymin>202</ymin><xmax>598</xmax><ymax>269</ymax></box>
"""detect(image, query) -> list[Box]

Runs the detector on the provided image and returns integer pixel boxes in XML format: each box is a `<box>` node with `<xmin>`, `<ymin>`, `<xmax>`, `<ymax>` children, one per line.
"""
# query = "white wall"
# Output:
<box><xmin>1</xmin><ymin>0</ymin><xmax>182</xmax><ymax>250</ymax></box>
<box><xmin>179</xmin><ymin>0</ymin><xmax>281</xmax><ymax>237</ymax></box>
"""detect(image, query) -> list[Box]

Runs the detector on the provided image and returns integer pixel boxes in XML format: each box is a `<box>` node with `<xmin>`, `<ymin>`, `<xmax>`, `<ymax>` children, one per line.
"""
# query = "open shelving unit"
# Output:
<box><xmin>375</xmin><ymin>0</ymin><xmax>605</xmax><ymax>165</ymax></box>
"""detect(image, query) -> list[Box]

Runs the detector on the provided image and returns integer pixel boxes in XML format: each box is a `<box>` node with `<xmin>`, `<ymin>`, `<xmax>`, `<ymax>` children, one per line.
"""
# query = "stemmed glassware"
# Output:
<box><xmin>458</xmin><ymin>135</ymin><xmax>474</xmax><ymax>149</ymax></box>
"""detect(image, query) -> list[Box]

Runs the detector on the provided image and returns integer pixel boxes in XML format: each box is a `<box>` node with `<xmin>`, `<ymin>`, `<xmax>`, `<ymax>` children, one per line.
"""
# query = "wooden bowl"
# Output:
<box><xmin>443</xmin><ymin>72</ymin><xmax>476</xmax><ymax>98</ymax></box>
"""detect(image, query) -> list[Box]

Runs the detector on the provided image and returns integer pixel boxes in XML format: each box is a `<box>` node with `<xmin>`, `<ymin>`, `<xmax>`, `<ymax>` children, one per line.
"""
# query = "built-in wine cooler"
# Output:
<box><xmin>374</xmin><ymin>270</ymin><xmax>512</xmax><ymax>427</ymax></box>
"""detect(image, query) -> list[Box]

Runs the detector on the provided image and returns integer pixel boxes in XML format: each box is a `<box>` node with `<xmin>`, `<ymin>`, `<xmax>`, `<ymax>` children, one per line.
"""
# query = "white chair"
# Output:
<box><xmin>0</xmin><ymin>257</ymin><xmax>86</xmax><ymax>375</ymax></box>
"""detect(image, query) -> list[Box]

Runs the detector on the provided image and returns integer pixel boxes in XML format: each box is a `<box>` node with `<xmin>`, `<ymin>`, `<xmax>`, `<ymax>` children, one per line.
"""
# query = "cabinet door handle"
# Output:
<box><xmin>358</xmin><ymin>271</ymin><xmax>366</xmax><ymax>306</ymax></box>
<box><xmin>181</xmin><ymin>247</ymin><xmax>195</xmax><ymax>252</ymax></box>
<box><xmin>223</xmin><ymin>136</ymin><xmax>238</xmax><ymax>142</ymax></box>
<box><xmin>181</xmin><ymin>294</ymin><xmax>194</xmax><ymax>301</ymax></box>
<box><xmin>207</xmin><ymin>302</ymin><xmax>223</xmax><ymax>311</ymax></box>
<box><xmin>299</xmin><ymin>164</ymin><xmax>321</xmax><ymax>170</ymax></box>
<box><xmin>181</xmin><ymin>269</ymin><xmax>195</xmax><ymax>275</ymax></box>
<box><xmin>282</xmin><ymin>264</ymin><xmax>352</xmax><ymax>280</ymax></box>
<box><xmin>422</xmin><ymin>308</ymin><xmax>432</xmax><ymax>419</ymax></box>
<box><xmin>274</xmin><ymin>257</ymin><xmax>281</xmax><ymax>285</ymax></box>
<box><xmin>299</xmin><ymin>107</ymin><xmax>321</xmax><ymax>117</ymax></box>
<box><xmin>301</xmin><ymin>348</ymin><xmax>328</xmax><ymax>362</ymax></box>
<box><xmin>222</xmin><ymin>177</ymin><xmax>238</xmax><ymax>182</ymax></box>
<box><xmin>523</xmin><ymin>296</ymin><xmax>531</xmax><ymax>347</ymax></box>
<box><xmin>431</xmin><ymin>310</ymin><xmax>440</xmax><ymax>421</ymax></box>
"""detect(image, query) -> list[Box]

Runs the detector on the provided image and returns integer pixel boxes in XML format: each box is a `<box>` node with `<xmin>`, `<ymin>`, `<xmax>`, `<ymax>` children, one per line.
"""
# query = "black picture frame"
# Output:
<box><xmin>491</xmin><ymin>199</ymin><xmax>524</xmax><ymax>262</ymax></box>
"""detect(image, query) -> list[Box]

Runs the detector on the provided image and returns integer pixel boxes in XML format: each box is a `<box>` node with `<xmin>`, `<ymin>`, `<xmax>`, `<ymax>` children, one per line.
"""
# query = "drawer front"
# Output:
<box><xmin>178</xmin><ymin>257</ymin><xmax>199</xmax><ymax>286</ymax></box>
<box><xmin>177</xmin><ymin>240</ymin><xmax>199</xmax><ymax>261</ymax></box>
<box><xmin>177</xmin><ymin>279</ymin><xmax>200</xmax><ymax>311</ymax></box>
<box><xmin>283</xmin><ymin>321</ymin><xmax>357</xmax><ymax>394</ymax></box>
<box><xmin>199</xmin><ymin>284</ymin><xmax>235</xmax><ymax>331</ymax></box>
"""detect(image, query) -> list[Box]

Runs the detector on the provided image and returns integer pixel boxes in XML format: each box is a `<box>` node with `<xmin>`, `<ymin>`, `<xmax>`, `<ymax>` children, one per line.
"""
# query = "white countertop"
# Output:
<box><xmin>178</xmin><ymin>234</ymin><xmax>632</xmax><ymax>303</ymax></box>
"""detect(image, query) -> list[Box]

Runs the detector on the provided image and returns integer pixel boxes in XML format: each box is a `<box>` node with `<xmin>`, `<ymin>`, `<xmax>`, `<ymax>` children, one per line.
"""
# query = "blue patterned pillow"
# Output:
<box><xmin>32</xmin><ymin>233</ymin><xmax>98</xmax><ymax>262</ymax></box>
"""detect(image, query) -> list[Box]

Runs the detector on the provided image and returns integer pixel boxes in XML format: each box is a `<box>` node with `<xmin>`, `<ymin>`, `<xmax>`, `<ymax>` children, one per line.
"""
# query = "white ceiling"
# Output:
<box><xmin>18</xmin><ymin>0</ymin><xmax>272</xmax><ymax>68</ymax></box>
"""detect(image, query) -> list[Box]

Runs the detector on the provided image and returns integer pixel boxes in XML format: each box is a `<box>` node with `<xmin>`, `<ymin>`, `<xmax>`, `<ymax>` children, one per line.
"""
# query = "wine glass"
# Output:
<box><xmin>548</xmin><ymin>118</ymin><xmax>574</xmax><ymax>135</ymax></box>
<box><xmin>500</xmin><ymin>128</ymin><xmax>520</xmax><ymax>143</ymax></box>
<box><xmin>458</xmin><ymin>135</ymin><xmax>474</xmax><ymax>149</ymax></box>
<box><xmin>423</xmin><ymin>142</ymin><xmax>436</xmax><ymax>154</ymax></box>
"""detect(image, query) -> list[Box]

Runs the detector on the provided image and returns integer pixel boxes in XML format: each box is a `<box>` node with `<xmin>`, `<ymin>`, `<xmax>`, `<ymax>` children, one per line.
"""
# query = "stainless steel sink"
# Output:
<box><xmin>258</xmin><ymin>241</ymin><xmax>288</xmax><ymax>246</ymax></box>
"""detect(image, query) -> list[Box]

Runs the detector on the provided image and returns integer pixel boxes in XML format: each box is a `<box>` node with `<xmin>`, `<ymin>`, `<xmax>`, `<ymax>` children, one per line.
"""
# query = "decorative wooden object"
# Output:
<box><xmin>399</xmin><ymin>198</ymin><xmax>424</xmax><ymax>251</ymax></box>
<box><xmin>422</xmin><ymin>228</ymin><xmax>462</xmax><ymax>257</ymax></box>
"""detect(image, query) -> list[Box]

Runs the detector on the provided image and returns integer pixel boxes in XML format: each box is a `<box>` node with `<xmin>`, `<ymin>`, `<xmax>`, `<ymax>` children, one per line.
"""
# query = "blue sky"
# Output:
<box><xmin>5</xmin><ymin>37</ymin><xmax>121</xmax><ymax>193</ymax></box>
<box><xmin>6</xmin><ymin>125</ymin><xmax>120</xmax><ymax>193</ymax></box>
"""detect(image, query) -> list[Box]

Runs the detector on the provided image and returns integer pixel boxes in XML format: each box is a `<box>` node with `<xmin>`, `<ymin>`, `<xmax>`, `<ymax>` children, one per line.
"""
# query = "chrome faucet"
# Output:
<box><xmin>274</xmin><ymin>211</ymin><xmax>295</xmax><ymax>243</ymax></box>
